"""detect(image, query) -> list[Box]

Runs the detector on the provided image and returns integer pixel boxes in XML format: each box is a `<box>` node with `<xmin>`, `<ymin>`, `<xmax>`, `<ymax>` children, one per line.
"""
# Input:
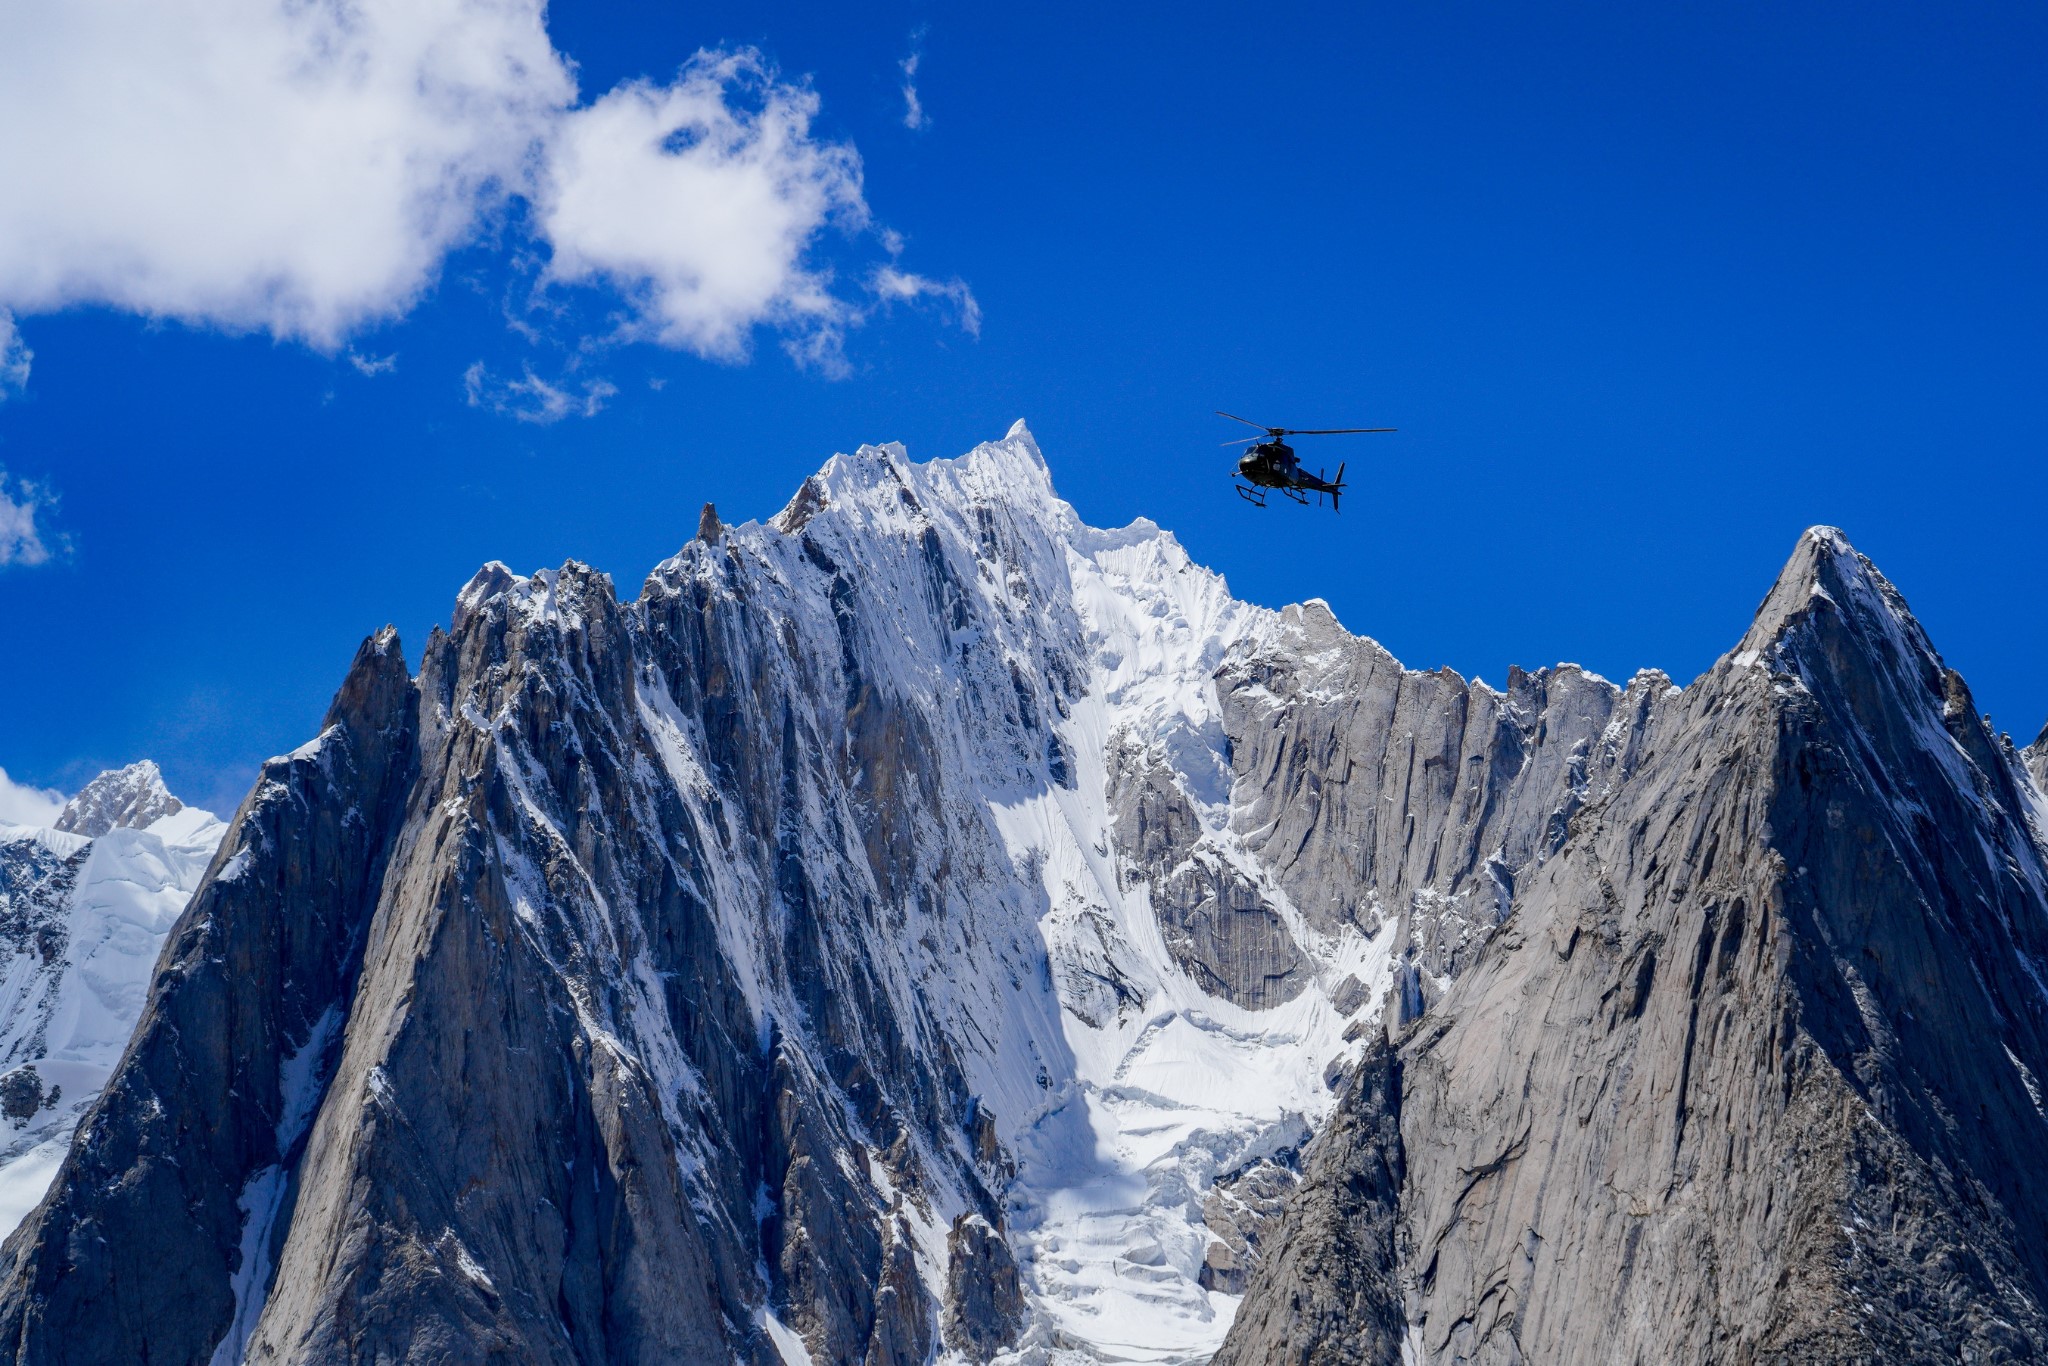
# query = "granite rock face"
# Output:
<box><xmin>942</xmin><ymin>1213</ymin><xmax>1025</xmax><ymax>1361</ymax></box>
<box><xmin>1219</xmin><ymin>529</ymin><xmax>2048</xmax><ymax>1364</ymax></box>
<box><xmin>1220</xmin><ymin>603</ymin><xmax>1667</xmax><ymax>1040</ymax></box>
<box><xmin>1109</xmin><ymin>736</ymin><xmax>1307</xmax><ymax>1008</ymax></box>
<box><xmin>0</xmin><ymin>834</ymin><xmax>81</xmax><ymax>972</ymax></box>
<box><xmin>1197</xmin><ymin>1119</ymin><xmax>1309</xmax><ymax>1295</ymax></box>
<box><xmin>1209</xmin><ymin>1041</ymin><xmax>1408</xmax><ymax>1366</ymax></box>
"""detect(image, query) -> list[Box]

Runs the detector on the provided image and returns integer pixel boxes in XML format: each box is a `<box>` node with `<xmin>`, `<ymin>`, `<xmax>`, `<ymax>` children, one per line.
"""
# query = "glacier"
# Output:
<box><xmin>965</xmin><ymin>466</ymin><xmax>1395</xmax><ymax>1360</ymax></box>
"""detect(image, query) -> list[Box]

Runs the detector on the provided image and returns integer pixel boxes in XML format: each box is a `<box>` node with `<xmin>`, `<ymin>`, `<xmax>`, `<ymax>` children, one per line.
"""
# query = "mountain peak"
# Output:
<box><xmin>1722</xmin><ymin>521</ymin><xmax>2031</xmax><ymax>876</ymax></box>
<box><xmin>998</xmin><ymin>417</ymin><xmax>1043</xmax><ymax>462</ymax></box>
<box><xmin>1734</xmin><ymin>525</ymin><xmax>1932</xmax><ymax>674</ymax></box>
<box><xmin>753</xmin><ymin>424</ymin><xmax>1070</xmax><ymax>571</ymax></box>
<box><xmin>52</xmin><ymin>760</ymin><xmax>183</xmax><ymax>838</ymax></box>
<box><xmin>1744</xmin><ymin>525</ymin><xmax>1864</xmax><ymax>633</ymax></box>
<box><xmin>985</xmin><ymin>418</ymin><xmax>1049</xmax><ymax>476</ymax></box>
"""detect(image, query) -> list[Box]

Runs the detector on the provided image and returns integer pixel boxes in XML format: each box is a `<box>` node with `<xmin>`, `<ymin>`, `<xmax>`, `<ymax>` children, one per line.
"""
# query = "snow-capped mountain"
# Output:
<box><xmin>0</xmin><ymin>762</ymin><xmax>223</xmax><ymax>1233</ymax></box>
<box><xmin>0</xmin><ymin>429</ymin><xmax>2042</xmax><ymax>1364</ymax></box>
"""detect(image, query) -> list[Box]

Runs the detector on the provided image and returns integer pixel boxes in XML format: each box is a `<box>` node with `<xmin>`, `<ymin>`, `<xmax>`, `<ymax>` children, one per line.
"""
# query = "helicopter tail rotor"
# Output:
<box><xmin>1332</xmin><ymin>461</ymin><xmax>1344</xmax><ymax>514</ymax></box>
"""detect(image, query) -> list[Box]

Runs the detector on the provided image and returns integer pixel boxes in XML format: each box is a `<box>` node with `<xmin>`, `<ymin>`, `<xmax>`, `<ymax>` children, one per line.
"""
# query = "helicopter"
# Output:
<box><xmin>1218</xmin><ymin>411</ymin><xmax>1395</xmax><ymax>511</ymax></box>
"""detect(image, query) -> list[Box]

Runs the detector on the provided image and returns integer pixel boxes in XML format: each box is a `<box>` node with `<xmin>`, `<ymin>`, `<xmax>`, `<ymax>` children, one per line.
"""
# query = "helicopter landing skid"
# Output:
<box><xmin>1234</xmin><ymin>483</ymin><xmax>1268</xmax><ymax>507</ymax></box>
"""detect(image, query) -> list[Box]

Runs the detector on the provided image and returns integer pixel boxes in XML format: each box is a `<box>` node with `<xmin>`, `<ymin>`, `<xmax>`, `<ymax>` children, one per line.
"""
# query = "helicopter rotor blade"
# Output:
<box><xmin>1220</xmin><ymin>436</ymin><xmax>1266</xmax><ymax>446</ymax></box>
<box><xmin>1276</xmin><ymin>427</ymin><xmax>1398</xmax><ymax>436</ymax></box>
<box><xmin>1215</xmin><ymin>411</ymin><xmax>1272</xmax><ymax>430</ymax></box>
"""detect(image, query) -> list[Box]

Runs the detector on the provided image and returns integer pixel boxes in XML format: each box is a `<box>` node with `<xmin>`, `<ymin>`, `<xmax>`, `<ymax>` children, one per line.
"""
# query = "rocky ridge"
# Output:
<box><xmin>1215</xmin><ymin>528</ymin><xmax>2048</xmax><ymax>1364</ymax></box>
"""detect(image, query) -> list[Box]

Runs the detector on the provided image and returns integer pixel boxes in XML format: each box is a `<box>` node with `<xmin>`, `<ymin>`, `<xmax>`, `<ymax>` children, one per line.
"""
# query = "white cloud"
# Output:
<box><xmin>347</xmin><ymin>350</ymin><xmax>398</xmax><ymax>377</ymax></box>
<box><xmin>0</xmin><ymin>766</ymin><xmax>65</xmax><ymax>828</ymax></box>
<box><xmin>0</xmin><ymin>312</ymin><xmax>30</xmax><ymax>398</ymax></box>
<box><xmin>901</xmin><ymin>51</ymin><xmax>926</xmax><ymax>131</ymax></box>
<box><xmin>536</xmin><ymin>51</ymin><xmax>868</xmax><ymax>365</ymax></box>
<box><xmin>464</xmin><ymin>360</ymin><xmax>616</xmax><ymax>423</ymax></box>
<box><xmin>871</xmin><ymin>266</ymin><xmax>981</xmax><ymax>337</ymax></box>
<box><xmin>0</xmin><ymin>0</ymin><xmax>573</xmax><ymax>349</ymax></box>
<box><xmin>0</xmin><ymin>471</ymin><xmax>61</xmax><ymax>567</ymax></box>
<box><xmin>0</xmin><ymin>7</ymin><xmax>971</xmax><ymax>380</ymax></box>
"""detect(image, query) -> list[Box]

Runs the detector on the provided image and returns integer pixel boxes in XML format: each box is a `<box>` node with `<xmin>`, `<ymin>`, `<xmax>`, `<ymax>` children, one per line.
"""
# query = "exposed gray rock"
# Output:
<box><xmin>1330</xmin><ymin>972</ymin><xmax>1371</xmax><ymax>1017</ymax></box>
<box><xmin>0</xmin><ymin>1068</ymin><xmax>47</xmax><ymax>1124</ymax></box>
<box><xmin>52</xmin><ymin>758</ymin><xmax>183</xmax><ymax>836</ymax></box>
<box><xmin>1221</xmin><ymin>601</ymin><xmax>1666</xmax><ymax>1011</ymax></box>
<box><xmin>13</xmin><ymin>421</ymin><xmax>2041</xmax><ymax>1366</ymax></box>
<box><xmin>966</xmin><ymin>1099</ymin><xmax>1016</xmax><ymax>1193</ymax></box>
<box><xmin>1110</xmin><ymin>736</ymin><xmax>1307</xmax><ymax>1008</ymax></box>
<box><xmin>0</xmin><ymin>440</ymin><xmax>1083</xmax><ymax>1364</ymax></box>
<box><xmin>2026</xmin><ymin>718</ymin><xmax>2047</xmax><ymax>792</ymax></box>
<box><xmin>1198</xmin><ymin>1131</ymin><xmax>1306</xmax><ymax>1294</ymax></box>
<box><xmin>0</xmin><ymin>832</ymin><xmax>81</xmax><ymax>967</ymax></box>
<box><xmin>943</xmin><ymin>1212</ymin><xmax>1024</xmax><ymax>1361</ymax></box>
<box><xmin>773</xmin><ymin>472</ymin><xmax>829</xmax><ymax>534</ymax></box>
<box><xmin>1219</xmin><ymin>529</ymin><xmax>2048</xmax><ymax>1364</ymax></box>
<box><xmin>868</xmin><ymin>1219</ymin><xmax>936</xmax><ymax>1366</ymax></box>
<box><xmin>699</xmin><ymin>501</ymin><xmax>723</xmax><ymax>544</ymax></box>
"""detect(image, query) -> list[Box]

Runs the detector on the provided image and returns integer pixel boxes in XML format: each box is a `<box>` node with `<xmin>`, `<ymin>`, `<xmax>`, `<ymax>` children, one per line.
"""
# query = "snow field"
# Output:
<box><xmin>0</xmin><ymin>803</ymin><xmax>224</xmax><ymax>1237</ymax></box>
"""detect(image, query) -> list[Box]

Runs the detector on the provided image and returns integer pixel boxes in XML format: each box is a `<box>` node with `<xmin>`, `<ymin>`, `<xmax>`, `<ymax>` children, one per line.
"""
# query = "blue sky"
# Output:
<box><xmin>1</xmin><ymin>1</ymin><xmax>2043</xmax><ymax>817</ymax></box>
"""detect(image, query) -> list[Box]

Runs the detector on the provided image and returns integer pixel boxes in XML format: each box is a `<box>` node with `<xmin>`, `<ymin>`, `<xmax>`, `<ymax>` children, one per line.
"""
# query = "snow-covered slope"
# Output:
<box><xmin>987</xmin><ymin>506</ymin><xmax>1396</xmax><ymax>1359</ymax></box>
<box><xmin>0</xmin><ymin>765</ymin><xmax>222</xmax><ymax>1233</ymax></box>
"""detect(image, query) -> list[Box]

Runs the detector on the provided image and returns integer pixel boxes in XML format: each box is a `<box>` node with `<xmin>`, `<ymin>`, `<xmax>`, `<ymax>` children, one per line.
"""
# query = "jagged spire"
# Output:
<box><xmin>1738</xmin><ymin>527</ymin><xmax>1895</xmax><ymax>653</ymax></box>
<box><xmin>1729</xmin><ymin>524</ymin><xmax>2022</xmax><ymax>809</ymax></box>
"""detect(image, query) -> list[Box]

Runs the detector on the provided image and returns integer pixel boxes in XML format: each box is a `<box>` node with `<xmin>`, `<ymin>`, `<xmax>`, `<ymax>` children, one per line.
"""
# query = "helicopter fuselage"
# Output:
<box><xmin>1235</xmin><ymin>440</ymin><xmax>1303</xmax><ymax>489</ymax></box>
<box><xmin>1236</xmin><ymin>440</ymin><xmax>1341</xmax><ymax>497</ymax></box>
